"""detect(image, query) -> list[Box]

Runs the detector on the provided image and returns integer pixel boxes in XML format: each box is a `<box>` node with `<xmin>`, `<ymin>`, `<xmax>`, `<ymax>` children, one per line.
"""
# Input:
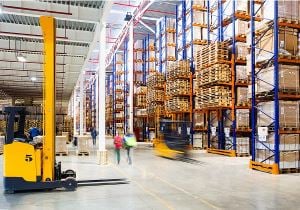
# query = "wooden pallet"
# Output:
<box><xmin>236</xmin><ymin>153</ymin><xmax>250</xmax><ymax>157</ymax></box>
<box><xmin>78</xmin><ymin>152</ymin><xmax>90</xmax><ymax>156</ymax></box>
<box><xmin>280</xmin><ymin>168</ymin><xmax>300</xmax><ymax>174</ymax></box>
<box><xmin>56</xmin><ymin>152</ymin><xmax>68</xmax><ymax>156</ymax></box>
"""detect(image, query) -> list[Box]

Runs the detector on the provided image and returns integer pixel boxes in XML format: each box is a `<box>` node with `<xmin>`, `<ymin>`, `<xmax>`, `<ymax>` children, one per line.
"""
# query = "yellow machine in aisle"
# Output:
<box><xmin>154</xmin><ymin>120</ymin><xmax>191</xmax><ymax>159</ymax></box>
<box><xmin>3</xmin><ymin>16</ymin><xmax>127</xmax><ymax>193</ymax></box>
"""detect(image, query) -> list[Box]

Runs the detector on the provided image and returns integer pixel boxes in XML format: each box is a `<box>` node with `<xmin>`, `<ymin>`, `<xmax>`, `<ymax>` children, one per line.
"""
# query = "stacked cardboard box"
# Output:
<box><xmin>236</xmin><ymin>137</ymin><xmax>249</xmax><ymax>155</ymax></box>
<box><xmin>0</xmin><ymin>136</ymin><xmax>4</xmax><ymax>154</ymax></box>
<box><xmin>166</xmin><ymin>60</ymin><xmax>191</xmax><ymax>113</ymax></box>
<box><xmin>257</xmin><ymin>101</ymin><xmax>300</xmax><ymax>129</ymax></box>
<box><xmin>56</xmin><ymin>136</ymin><xmax>68</xmax><ymax>155</ymax></box>
<box><xmin>146</xmin><ymin>72</ymin><xmax>165</xmax><ymax>115</ymax></box>
<box><xmin>236</xmin><ymin>109</ymin><xmax>250</xmax><ymax>129</ymax></box>
<box><xmin>77</xmin><ymin>135</ymin><xmax>91</xmax><ymax>155</ymax></box>
<box><xmin>257</xmin><ymin>65</ymin><xmax>299</xmax><ymax>94</ymax></box>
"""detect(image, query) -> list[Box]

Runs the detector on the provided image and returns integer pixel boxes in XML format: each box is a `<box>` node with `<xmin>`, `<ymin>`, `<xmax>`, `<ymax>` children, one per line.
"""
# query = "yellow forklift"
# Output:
<box><xmin>154</xmin><ymin>119</ymin><xmax>191</xmax><ymax>159</ymax></box>
<box><xmin>3</xmin><ymin>16</ymin><xmax>127</xmax><ymax>193</ymax></box>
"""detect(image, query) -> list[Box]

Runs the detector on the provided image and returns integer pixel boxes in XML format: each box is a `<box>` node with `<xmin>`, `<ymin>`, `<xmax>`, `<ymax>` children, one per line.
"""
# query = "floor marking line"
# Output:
<box><xmin>108</xmin><ymin>153</ymin><xmax>175</xmax><ymax>210</ymax></box>
<box><xmin>132</xmin><ymin>162</ymin><xmax>221</xmax><ymax>210</ymax></box>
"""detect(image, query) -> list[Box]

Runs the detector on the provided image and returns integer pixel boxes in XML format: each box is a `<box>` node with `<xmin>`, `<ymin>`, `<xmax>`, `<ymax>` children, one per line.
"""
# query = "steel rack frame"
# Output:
<box><xmin>249</xmin><ymin>0</ymin><xmax>300</xmax><ymax>174</ymax></box>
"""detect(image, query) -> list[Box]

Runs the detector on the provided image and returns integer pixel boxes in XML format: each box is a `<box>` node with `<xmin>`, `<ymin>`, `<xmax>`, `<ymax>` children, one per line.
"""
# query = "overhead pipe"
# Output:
<box><xmin>113</xmin><ymin>2</ymin><xmax>138</xmax><ymax>8</ymax></box>
<box><xmin>3</xmin><ymin>5</ymin><xmax>72</xmax><ymax>15</ymax></box>
<box><xmin>145</xmin><ymin>9</ymin><xmax>176</xmax><ymax>15</ymax></box>
<box><xmin>0</xmin><ymin>59</ymin><xmax>70</xmax><ymax>66</ymax></box>
<box><xmin>0</xmin><ymin>31</ymin><xmax>67</xmax><ymax>39</ymax></box>
<box><xmin>0</xmin><ymin>48</ymin><xmax>85</xmax><ymax>57</ymax></box>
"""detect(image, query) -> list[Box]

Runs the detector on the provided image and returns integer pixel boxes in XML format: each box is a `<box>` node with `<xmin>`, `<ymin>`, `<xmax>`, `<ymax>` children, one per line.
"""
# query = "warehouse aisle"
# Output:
<box><xmin>0</xmin><ymin>139</ymin><xmax>299</xmax><ymax>210</ymax></box>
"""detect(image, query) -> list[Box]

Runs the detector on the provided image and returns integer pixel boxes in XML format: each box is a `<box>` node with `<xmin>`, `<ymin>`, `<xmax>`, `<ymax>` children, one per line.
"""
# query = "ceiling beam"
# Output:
<box><xmin>2</xmin><ymin>1</ymin><xmax>101</xmax><ymax>23</ymax></box>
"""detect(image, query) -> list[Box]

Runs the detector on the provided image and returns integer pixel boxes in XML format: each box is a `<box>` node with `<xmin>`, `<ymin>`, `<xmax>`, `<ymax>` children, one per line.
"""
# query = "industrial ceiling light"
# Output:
<box><xmin>124</xmin><ymin>12</ymin><xmax>132</xmax><ymax>21</ymax></box>
<box><xmin>16</xmin><ymin>53</ymin><xmax>27</xmax><ymax>62</ymax></box>
<box><xmin>30</xmin><ymin>77</ymin><xmax>37</xmax><ymax>82</ymax></box>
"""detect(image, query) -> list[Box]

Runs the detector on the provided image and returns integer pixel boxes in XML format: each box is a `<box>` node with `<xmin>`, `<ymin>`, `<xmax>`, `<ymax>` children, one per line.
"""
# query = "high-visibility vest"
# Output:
<box><xmin>124</xmin><ymin>135</ymin><xmax>137</xmax><ymax>147</ymax></box>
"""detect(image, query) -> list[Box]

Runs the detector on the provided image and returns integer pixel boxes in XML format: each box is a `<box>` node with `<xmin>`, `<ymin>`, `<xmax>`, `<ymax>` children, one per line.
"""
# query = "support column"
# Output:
<box><xmin>128</xmin><ymin>21</ymin><xmax>134</xmax><ymax>133</ymax></box>
<box><xmin>97</xmin><ymin>22</ymin><xmax>108</xmax><ymax>165</ymax></box>
<box><xmin>79</xmin><ymin>74</ymin><xmax>84</xmax><ymax>135</ymax></box>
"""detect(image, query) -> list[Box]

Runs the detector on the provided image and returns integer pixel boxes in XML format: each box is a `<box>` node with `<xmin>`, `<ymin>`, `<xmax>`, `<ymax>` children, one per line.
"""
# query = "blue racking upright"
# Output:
<box><xmin>112</xmin><ymin>55</ymin><xmax>116</xmax><ymax>136</ymax></box>
<box><xmin>249</xmin><ymin>0</ymin><xmax>300</xmax><ymax>174</ymax></box>
<box><xmin>156</xmin><ymin>16</ymin><xmax>177</xmax><ymax>73</ymax></box>
<box><xmin>123</xmin><ymin>39</ymin><xmax>129</xmax><ymax>134</ymax></box>
<box><xmin>133</xmin><ymin>39</ymin><xmax>147</xmax><ymax>141</ymax></box>
<box><xmin>194</xmin><ymin>0</ymin><xmax>237</xmax><ymax>156</ymax></box>
<box><xmin>176</xmin><ymin>0</ymin><xmax>209</xmax><ymax>149</ymax></box>
<box><xmin>105</xmin><ymin>74</ymin><xmax>113</xmax><ymax>134</ymax></box>
<box><xmin>113</xmin><ymin>51</ymin><xmax>126</xmax><ymax>135</ymax></box>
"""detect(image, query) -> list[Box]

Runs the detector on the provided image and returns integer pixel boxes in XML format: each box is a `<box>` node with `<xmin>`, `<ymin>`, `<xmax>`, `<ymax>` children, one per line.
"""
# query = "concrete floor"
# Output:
<box><xmin>1</xmin><ymin>139</ymin><xmax>300</xmax><ymax>210</ymax></box>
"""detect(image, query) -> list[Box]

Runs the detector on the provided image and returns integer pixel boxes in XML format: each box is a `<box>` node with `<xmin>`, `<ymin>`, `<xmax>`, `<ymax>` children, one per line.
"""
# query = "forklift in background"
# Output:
<box><xmin>2</xmin><ymin>16</ymin><xmax>127</xmax><ymax>193</ymax></box>
<box><xmin>154</xmin><ymin>119</ymin><xmax>191</xmax><ymax>159</ymax></box>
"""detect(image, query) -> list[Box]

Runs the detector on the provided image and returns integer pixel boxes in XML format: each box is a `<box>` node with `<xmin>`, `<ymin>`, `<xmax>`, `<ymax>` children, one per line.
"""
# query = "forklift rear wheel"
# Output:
<box><xmin>63</xmin><ymin>177</ymin><xmax>77</xmax><ymax>191</ymax></box>
<box><xmin>63</xmin><ymin>169</ymin><xmax>76</xmax><ymax>178</ymax></box>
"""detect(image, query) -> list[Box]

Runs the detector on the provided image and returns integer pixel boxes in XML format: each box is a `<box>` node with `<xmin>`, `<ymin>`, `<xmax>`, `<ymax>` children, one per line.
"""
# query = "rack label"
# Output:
<box><xmin>224</xmin><ymin>127</ymin><xmax>230</xmax><ymax>138</ymax></box>
<box><xmin>258</xmin><ymin>127</ymin><xmax>268</xmax><ymax>142</ymax></box>
<box><xmin>211</xmin><ymin>127</ymin><xmax>216</xmax><ymax>136</ymax></box>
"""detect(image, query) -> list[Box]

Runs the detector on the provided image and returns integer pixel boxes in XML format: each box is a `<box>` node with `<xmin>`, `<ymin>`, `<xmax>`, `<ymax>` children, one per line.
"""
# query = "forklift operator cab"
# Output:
<box><xmin>4</xmin><ymin>106</ymin><xmax>43</xmax><ymax>184</ymax></box>
<box><xmin>3</xmin><ymin>106</ymin><xmax>76</xmax><ymax>193</ymax></box>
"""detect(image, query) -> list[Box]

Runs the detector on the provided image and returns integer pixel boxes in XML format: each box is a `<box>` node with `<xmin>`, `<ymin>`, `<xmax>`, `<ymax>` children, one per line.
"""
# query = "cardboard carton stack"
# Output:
<box><xmin>0</xmin><ymin>136</ymin><xmax>4</xmax><ymax>154</ymax></box>
<box><xmin>250</xmin><ymin>0</ymin><xmax>300</xmax><ymax>172</ymax></box>
<box><xmin>56</xmin><ymin>136</ymin><xmax>68</xmax><ymax>155</ymax></box>
<box><xmin>166</xmin><ymin>60</ymin><xmax>191</xmax><ymax>113</ymax></box>
<box><xmin>77</xmin><ymin>135</ymin><xmax>91</xmax><ymax>155</ymax></box>
<box><xmin>146</xmin><ymin>72</ymin><xmax>165</xmax><ymax>115</ymax></box>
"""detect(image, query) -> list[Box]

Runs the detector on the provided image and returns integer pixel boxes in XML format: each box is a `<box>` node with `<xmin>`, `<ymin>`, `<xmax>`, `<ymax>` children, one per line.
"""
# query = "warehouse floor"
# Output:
<box><xmin>1</xmin><ymin>139</ymin><xmax>300</xmax><ymax>210</ymax></box>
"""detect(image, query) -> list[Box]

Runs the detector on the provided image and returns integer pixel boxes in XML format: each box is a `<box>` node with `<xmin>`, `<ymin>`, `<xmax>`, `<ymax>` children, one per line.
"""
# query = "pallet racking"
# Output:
<box><xmin>249</xmin><ymin>0</ymin><xmax>300</xmax><ymax>174</ymax></box>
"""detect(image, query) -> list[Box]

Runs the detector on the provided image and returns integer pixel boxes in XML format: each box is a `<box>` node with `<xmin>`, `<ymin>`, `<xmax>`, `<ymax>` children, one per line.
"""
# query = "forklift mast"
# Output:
<box><xmin>40</xmin><ymin>16</ymin><xmax>56</xmax><ymax>182</ymax></box>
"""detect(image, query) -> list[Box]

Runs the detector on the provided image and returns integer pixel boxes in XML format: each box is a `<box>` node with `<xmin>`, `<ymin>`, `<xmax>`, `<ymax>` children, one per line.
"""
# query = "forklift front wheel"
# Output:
<box><xmin>63</xmin><ymin>177</ymin><xmax>77</xmax><ymax>191</ymax></box>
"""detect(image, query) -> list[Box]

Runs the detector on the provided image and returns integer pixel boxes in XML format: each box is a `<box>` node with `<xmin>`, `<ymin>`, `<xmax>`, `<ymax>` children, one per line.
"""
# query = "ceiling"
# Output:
<box><xmin>0</xmin><ymin>0</ymin><xmax>106</xmax><ymax>102</ymax></box>
<box><xmin>105</xmin><ymin>0</ymin><xmax>179</xmax><ymax>72</ymax></box>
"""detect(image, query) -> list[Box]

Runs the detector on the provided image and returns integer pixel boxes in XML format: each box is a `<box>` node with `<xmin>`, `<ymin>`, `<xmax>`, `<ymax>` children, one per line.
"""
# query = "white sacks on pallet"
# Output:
<box><xmin>236</xmin><ymin>137</ymin><xmax>249</xmax><ymax>155</ymax></box>
<box><xmin>77</xmin><ymin>135</ymin><xmax>91</xmax><ymax>154</ymax></box>
<box><xmin>257</xmin><ymin>101</ymin><xmax>300</xmax><ymax>129</ymax></box>
<box><xmin>56</xmin><ymin>136</ymin><xmax>68</xmax><ymax>154</ymax></box>
<box><xmin>256</xmin><ymin>134</ymin><xmax>300</xmax><ymax>151</ymax></box>
<box><xmin>263</xmin><ymin>0</ymin><xmax>300</xmax><ymax>20</ymax></box>
<box><xmin>225</xmin><ymin>20</ymin><xmax>248</xmax><ymax>38</ymax></box>
<box><xmin>256</xmin><ymin>65</ymin><xmax>300</xmax><ymax>93</ymax></box>
<box><xmin>256</xmin><ymin>150</ymin><xmax>299</xmax><ymax>169</ymax></box>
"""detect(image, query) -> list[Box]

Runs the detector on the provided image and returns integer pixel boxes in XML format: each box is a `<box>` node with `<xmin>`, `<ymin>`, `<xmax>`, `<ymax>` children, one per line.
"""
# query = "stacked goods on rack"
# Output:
<box><xmin>256</xmin><ymin>65</ymin><xmax>299</xmax><ymax>95</ymax></box>
<box><xmin>236</xmin><ymin>137</ymin><xmax>249</xmax><ymax>156</ymax></box>
<box><xmin>105</xmin><ymin>94</ymin><xmax>113</xmax><ymax>123</ymax></box>
<box><xmin>145</xmin><ymin>38</ymin><xmax>156</xmax><ymax>74</ymax></box>
<box><xmin>134</xmin><ymin>86</ymin><xmax>147</xmax><ymax>117</ymax></box>
<box><xmin>114</xmin><ymin>53</ymin><xmax>126</xmax><ymax>135</ymax></box>
<box><xmin>156</xmin><ymin>17</ymin><xmax>176</xmax><ymax>73</ymax></box>
<box><xmin>195</xmin><ymin>42</ymin><xmax>232</xmax><ymax>109</ymax></box>
<box><xmin>196</xmin><ymin>86</ymin><xmax>232</xmax><ymax>109</ymax></box>
<box><xmin>134</xmin><ymin>40</ymin><xmax>144</xmax><ymax>84</ymax></box>
<box><xmin>0</xmin><ymin>135</ymin><xmax>4</xmax><ymax>154</ymax></box>
<box><xmin>186</xmin><ymin>0</ymin><xmax>208</xmax><ymax>45</ymax></box>
<box><xmin>236</xmin><ymin>109</ymin><xmax>250</xmax><ymax>129</ymax></box>
<box><xmin>249</xmin><ymin>1</ymin><xmax>300</xmax><ymax>173</ymax></box>
<box><xmin>257</xmin><ymin>101</ymin><xmax>299</xmax><ymax>129</ymax></box>
<box><xmin>146</xmin><ymin>72</ymin><xmax>165</xmax><ymax>115</ymax></box>
<box><xmin>166</xmin><ymin>60</ymin><xmax>191</xmax><ymax>113</ymax></box>
<box><xmin>236</xmin><ymin>87</ymin><xmax>249</xmax><ymax>106</ymax></box>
